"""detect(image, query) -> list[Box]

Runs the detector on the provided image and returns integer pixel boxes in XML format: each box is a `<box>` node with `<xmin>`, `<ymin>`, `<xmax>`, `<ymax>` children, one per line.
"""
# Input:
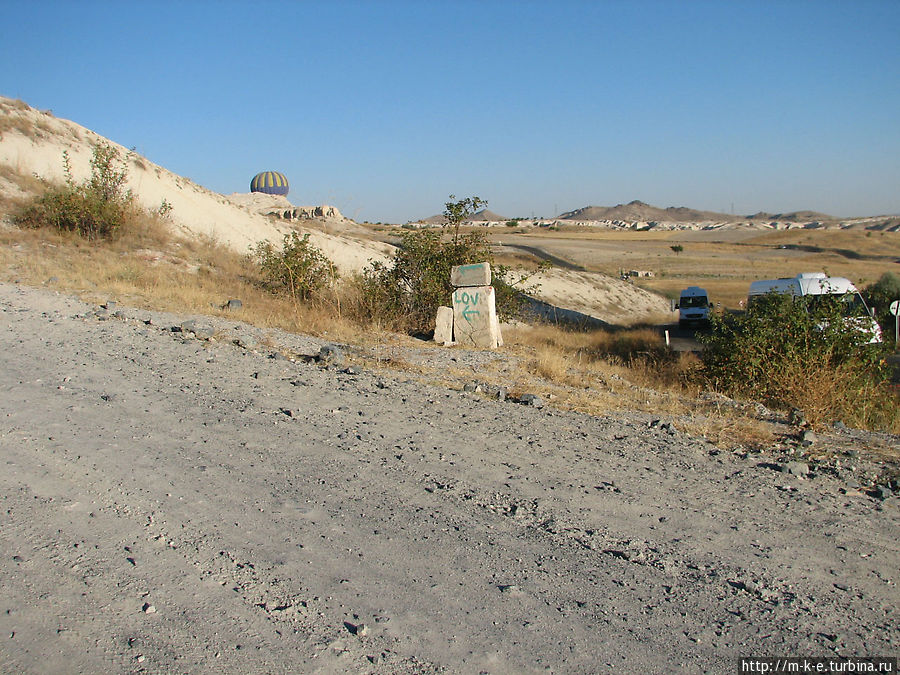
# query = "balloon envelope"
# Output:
<box><xmin>250</xmin><ymin>171</ymin><xmax>289</xmax><ymax>196</ymax></box>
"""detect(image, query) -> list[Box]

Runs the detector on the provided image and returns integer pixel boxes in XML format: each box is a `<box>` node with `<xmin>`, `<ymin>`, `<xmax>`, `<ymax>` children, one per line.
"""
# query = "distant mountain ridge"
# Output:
<box><xmin>412</xmin><ymin>199</ymin><xmax>900</xmax><ymax>228</ymax></box>
<box><xmin>557</xmin><ymin>200</ymin><xmax>842</xmax><ymax>223</ymax></box>
<box><xmin>747</xmin><ymin>210</ymin><xmax>835</xmax><ymax>222</ymax></box>
<box><xmin>558</xmin><ymin>200</ymin><xmax>724</xmax><ymax>223</ymax></box>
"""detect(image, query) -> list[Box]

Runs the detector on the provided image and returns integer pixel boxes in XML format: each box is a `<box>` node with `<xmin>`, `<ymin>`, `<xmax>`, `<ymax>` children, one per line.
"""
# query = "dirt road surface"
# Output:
<box><xmin>1</xmin><ymin>282</ymin><xmax>897</xmax><ymax>673</ymax></box>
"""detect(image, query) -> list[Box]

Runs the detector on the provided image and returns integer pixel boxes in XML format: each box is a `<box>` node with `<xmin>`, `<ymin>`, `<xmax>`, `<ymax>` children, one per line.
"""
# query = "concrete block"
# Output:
<box><xmin>451</xmin><ymin>262</ymin><xmax>491</xmax><ymax>288</ymax></box>
<box><xmin>453</xmin><ymin>286</ymin><xmax>502</xmax><ymax>349</ymax></box>
<box><xmin>434</xmin><ymin>306</ymin><xmax>454</xmax><ymax>344</ymax></box>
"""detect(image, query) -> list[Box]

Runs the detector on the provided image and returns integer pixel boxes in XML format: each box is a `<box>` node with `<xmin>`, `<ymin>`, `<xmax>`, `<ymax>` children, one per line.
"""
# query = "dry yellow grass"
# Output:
<box><xmin>483</xmin><ymin>226</ymin><xmax>900</xmax><ymax>309</ymax></box>
<box><xmin>0</xmin><ymin>98</ymin><xmax>58</xmax><ymax>140</ymax></box>
<box><xmin>0</xmin><ymin>221</ymin><xmax>375</xmax><ymax>346</ymax></box>
<box><xmin>4</xmin><ymin>213</ymin><xmax>893</xmax><ymax>452</ymax></box>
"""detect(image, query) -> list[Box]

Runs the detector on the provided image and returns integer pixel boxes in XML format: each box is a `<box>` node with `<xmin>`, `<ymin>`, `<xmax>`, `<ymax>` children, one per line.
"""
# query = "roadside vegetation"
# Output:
<box><xmin>352</xmin><ymin>197</ymin><xmax>545</xmax><ymax>334</ymax></box>
<box><xmin>864</xmin><ymin>272</ymin><xmax>900</xmax><ymax>347</ymax></box>
<box><xmin>2</xmin><ymin>148</ymin><xmax>898</xmax><ymax>446</ymax></box>
<box><xmin>699</xmin><ymin>293</ymin><xmax>896</xmax><ymax>430</ymax></box>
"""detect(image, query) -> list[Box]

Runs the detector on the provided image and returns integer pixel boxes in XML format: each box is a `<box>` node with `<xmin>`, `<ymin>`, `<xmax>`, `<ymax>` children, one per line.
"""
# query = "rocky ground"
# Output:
<box><xmin>0</xmin><ymin>282</ymin><xmax>897</xmax><ymax>674</ymax></box>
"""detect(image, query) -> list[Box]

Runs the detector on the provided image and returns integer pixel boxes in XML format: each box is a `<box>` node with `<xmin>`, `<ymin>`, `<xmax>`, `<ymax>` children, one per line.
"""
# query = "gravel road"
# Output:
<box><xmin>0</xmin><ymin>282</ymin><xmax>897</xmax><ymax>674</ymax></box>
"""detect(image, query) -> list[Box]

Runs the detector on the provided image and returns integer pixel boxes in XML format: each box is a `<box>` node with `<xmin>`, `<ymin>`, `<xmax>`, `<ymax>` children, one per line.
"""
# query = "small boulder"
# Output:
<box><xmin>519</xmin><ymin>393</ymin><xmax>543</xmax><ymax>408</ymax></box>
<box><xmin>873</xmin><ymin>485</ymin><xmax>894</xmax><ymax>500</ymax></box>
<box><xmin>783</xmin><ymin>461</ymin><xmax>810</xmax><ymax>478</ymax></box>
<box><xmin>234</xmin><ymin>335</ymin><xmax>259</xmax><ymax>350</ymax></box>
<box><xmin>317</xmin><ymin>344</ymin><xmax>346</xmax><ymax>366</ymax></box>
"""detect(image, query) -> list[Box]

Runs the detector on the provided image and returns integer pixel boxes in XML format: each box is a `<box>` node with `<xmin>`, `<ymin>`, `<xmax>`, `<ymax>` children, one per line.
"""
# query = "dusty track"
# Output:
<box><xmin>0</xmin><ymin>283</ymin><xmax>897</xmax><ymax>673</ymax></box>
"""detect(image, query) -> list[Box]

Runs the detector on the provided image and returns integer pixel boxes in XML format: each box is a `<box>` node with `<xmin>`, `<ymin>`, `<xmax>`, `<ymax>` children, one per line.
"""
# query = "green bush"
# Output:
<box><xmin>356</xmin><ymin>228</ymin><xmax>496</xmax><ymax>332</ymax></box>
<box><xmin>864</xmin><ymin>272</ymin><xmax>900</xmax><ymax>346</ymax></box>
<box><xmin>252</xmin><ymin>232</ymin><xmax>336</xmax><ymax>302</ymax></box>
<box><xmin>15</xmin><ymin>143</ymin><xmax>137</xmax><ymax>240</ymax></box>
<box><xmin>354</xmin><ymin>196</ymin><xmax>542</xmax><ymax>333</ymax></box>
<box><xmin>698</xmin><ymin>292</ymin><xmax>896</xmax><ymax>429</ymax></box>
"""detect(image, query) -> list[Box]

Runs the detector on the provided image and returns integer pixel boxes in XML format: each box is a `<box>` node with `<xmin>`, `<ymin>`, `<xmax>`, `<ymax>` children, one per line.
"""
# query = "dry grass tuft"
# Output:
<box><xmin>678</xmin><ymin>412</ymin><xmax>777</xmax><ymax>450</ymax></box>
<box><xmin>0</xmin><ymin>99</ymin><xmax>57</xmax><ymax>140</ymax></box>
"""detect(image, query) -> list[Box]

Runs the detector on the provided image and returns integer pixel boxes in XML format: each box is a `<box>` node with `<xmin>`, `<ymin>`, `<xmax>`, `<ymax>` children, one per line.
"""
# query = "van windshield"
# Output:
<box><xmin>681</xmin><ymin>296</ymin><xmax>708</xmax><ymax>308</ymax></box>
<box><xmin>806</xmin><ymin>292</ymin><xmax>869</xmax><ymax>318</ymax></box>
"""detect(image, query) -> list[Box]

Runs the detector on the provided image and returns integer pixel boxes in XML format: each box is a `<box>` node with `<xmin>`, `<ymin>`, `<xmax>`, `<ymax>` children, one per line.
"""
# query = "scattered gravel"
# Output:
<box><xmin>0</xmin><ymin>281</ymin><xmax>897</xmax><ymax>673</ymax></box>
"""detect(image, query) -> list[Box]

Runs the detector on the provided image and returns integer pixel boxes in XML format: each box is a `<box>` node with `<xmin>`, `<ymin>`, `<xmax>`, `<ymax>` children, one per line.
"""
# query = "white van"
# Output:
<box><xmin>674</xmin><ymin>286</ymin><xmax>710</xmax><ymax>327</ymax></box>
<box><xmin>747</xmin><ymin>272</ymin><xmax>882</xmax><ymax>343</ymax></box>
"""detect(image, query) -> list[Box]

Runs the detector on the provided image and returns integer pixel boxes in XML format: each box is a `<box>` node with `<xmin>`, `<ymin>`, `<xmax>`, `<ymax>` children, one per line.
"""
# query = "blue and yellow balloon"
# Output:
<box><xmin>250</xmin><ymin>171</ymin><xmax>289</xmax><ymax>196</ymax></box>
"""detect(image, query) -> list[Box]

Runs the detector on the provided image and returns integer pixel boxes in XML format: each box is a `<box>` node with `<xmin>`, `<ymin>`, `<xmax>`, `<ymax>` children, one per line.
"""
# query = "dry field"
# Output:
<box><xmin>480</xmin><ymin>226</ymin><xmax>900</xmax><ymax>309</ymax></box>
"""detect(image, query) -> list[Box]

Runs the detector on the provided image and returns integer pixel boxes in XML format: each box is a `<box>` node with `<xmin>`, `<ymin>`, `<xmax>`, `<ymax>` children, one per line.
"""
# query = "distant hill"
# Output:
<box><xmin>469</xmin><ymin>209</ymin><xmax>507</xmax><ymax>222</ymax></box>
<box><xmin>863</xmin><ymin>216</ymin><xmax>900</xmax><ymax>232</ymax></box>
<box><xmin>747</xmin><ymin>210</ymin><xmax>836</xmax><ymax>222</ymax></box>
<box><xmin>558</xmin><ymin>200</ymin><xmax>733</xmax><ymax>223</ymax></box>
<box><xmin>417</xmin><ymin>208</ymin><xmax>507</xmax><ymax>224</ymax></box>
<box><xmin>558</xmin><ymin>200</ymin><xmax>847</xmax><ymax>223</ymax></box>
<box><xmin>418</xmin><ymin>214</ymin><xmax>448</xmax><ymax>225</ymax></box>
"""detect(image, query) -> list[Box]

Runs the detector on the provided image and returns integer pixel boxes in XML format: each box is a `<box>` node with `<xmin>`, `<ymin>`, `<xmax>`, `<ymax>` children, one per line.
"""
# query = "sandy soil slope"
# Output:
<box><xmin>2</xmin><ymin>98</ymin><xmax>668</xmax><ymax>325</ymax></box>
<box><xmin>0</xmin><ymin>282</ymin><xmax>897</xmax><ymax>673</ymax></box>
<box><xmin>0</xmin><ymin>98</ymin><xmax>390</xmax><ymax>275</ymax></box>
<box><xmin>530</xmin><ymin>269</ymin><xmax>671</xmax><ymax>325</ymax></box>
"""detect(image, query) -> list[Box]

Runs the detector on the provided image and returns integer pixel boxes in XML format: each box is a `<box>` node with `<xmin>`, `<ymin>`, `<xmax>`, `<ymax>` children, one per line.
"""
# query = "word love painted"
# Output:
<box><xmin>453</xmin><ymin>289</ymin><xmax>481</xmax><ymax>323</ymax></box>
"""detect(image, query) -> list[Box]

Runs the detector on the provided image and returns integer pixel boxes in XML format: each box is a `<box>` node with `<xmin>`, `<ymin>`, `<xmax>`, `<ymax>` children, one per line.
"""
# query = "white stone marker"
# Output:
<box><xmin>450</xmin><ymin>262</ymin><xmax>491</xmax><ymax>288</ymax></box>
<box><xmin>452</xmin><ymin>285</ymin><xmax>502</xmax><ymax>349</ymax></box>
<box><xmin>434</xmin><ymin>306</ymin><xmax>454</xmax><ymax>345</ymax></box>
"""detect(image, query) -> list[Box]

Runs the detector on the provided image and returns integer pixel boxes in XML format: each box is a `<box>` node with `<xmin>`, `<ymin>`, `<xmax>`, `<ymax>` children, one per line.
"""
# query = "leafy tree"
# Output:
<box><xmin>670</xmin><ymin>244</ymin><xmax>684</xmax><ymax>254</ymax></box>
<box><xmin>443</xmin><ymin>194</ymin><xmax>486</xmax><ymax>244</ymax></box>
<box><xmin>357</xmin><ymin>196</ymin><xmax>544</xmax><ymax>333</ymax></box>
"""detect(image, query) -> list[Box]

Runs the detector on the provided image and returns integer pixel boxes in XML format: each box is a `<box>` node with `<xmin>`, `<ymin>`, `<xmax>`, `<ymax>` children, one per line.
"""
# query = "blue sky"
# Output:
<box><xmin>2</xmin><ymin>0</ymin><xmax>898</xmax><ymax>222</ymax></box>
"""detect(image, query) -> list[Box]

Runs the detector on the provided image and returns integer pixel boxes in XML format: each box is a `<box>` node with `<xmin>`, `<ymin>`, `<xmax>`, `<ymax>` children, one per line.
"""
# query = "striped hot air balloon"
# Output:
<box><xmin>250</xmin><ymin>171</ymin><xmax>290</xmax><ymax>196</ymax></box>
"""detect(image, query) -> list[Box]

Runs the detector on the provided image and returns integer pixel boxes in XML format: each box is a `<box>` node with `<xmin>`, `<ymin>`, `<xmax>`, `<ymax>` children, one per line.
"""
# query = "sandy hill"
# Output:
<box><xmin>559</xmin><ymin>200</ymin><xmax>732</xmax><ymax>223</ymax></box>
<box><xmin>0</xmin><ymin>97</ymin><xmax>390</xmax><ymax>274</ymax></box>
<box><xmin>0</xmin><ymin>97</ymin><xmax>671</xmax><ymax>325</ymax></box>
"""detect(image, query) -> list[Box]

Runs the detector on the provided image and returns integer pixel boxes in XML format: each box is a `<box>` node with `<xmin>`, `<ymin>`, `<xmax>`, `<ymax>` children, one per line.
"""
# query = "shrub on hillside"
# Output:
<box><xmin>698</xmin><ymin>292</ymin><xmax>896</xmax><ymax>430</ymax></box>
<box><xmin>252</xmin><ymin>232</ymin><xmax>336</xmax><ymax>302</ymax></box>
<box><xmin>15</xmin><ymin>142</ymin><xmax>139</xmax><ymax>240</ymax></box>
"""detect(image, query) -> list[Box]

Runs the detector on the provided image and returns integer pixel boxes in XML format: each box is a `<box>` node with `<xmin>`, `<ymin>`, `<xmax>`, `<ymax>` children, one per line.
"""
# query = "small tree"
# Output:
<box><xmin>15</xmin><ymin>142</ymin><xmax>137</xmax><ymax>239</ymax></box>
<box><xmin>358</xmin><ymin>228</ymin><xmax>495</xmax><ymax>332</ymax></box>
<box><xmin>670</xmin><ymin>245</ymin><xmax>684</xmax><ymax>254</ymax></box>
<box><xmin>252</xmin><ymin>232</ymin><xmax>336</xmax><ymax>302</ymax></box>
